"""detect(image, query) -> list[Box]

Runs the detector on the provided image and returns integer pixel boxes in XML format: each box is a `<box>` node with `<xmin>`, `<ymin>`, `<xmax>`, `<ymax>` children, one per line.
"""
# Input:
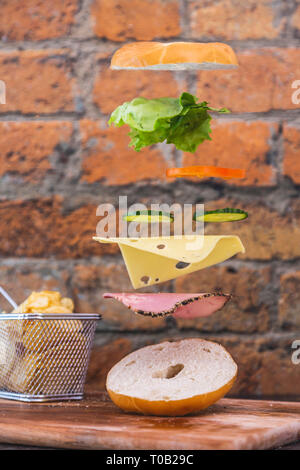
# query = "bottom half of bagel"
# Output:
<box><xmin>106</xmin><ymin>338</ymin><xmax>237</xmax><ymax>416</ymax></box>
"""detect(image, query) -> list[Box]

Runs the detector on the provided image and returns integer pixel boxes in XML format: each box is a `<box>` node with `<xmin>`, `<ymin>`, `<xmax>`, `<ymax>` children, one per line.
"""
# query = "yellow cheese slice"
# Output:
<box><xmin>93</xmin><ymin>235</ymin><xmax>245</xmax><ymax>289</ymax></box>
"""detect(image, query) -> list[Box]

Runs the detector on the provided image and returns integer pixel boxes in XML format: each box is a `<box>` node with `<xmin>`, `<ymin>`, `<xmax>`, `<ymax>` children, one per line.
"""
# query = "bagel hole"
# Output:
<box><xmin>152</xmin><ymin>363</ymin><xmax>184</xmax><ymax>379</ymax></box>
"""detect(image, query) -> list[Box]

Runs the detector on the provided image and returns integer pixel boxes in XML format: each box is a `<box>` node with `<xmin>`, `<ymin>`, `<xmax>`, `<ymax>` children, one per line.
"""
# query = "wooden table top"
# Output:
<box><xmin>0</xmin><ymin>392</ymin><xmax>299</xmax><ymax>450</ymax></box>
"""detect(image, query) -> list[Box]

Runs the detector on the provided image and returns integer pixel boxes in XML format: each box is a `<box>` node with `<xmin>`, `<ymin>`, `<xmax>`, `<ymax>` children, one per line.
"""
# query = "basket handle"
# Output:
<box><xmin>0</xmin><ymin>286</ymin><xmax>18</xmax><ymax>310</ymax></box>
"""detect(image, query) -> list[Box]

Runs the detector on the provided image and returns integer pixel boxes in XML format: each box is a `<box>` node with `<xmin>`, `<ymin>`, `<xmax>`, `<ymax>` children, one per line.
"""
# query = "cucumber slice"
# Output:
<box><xmin>123</xmin><ymin>210</ymin><xmax>174</xmax><ymax>223</ymax></box>
<box><xmin>193</xmin><ymin>208</ymin><xmax>248</xmax><ymax>222</ymax></box>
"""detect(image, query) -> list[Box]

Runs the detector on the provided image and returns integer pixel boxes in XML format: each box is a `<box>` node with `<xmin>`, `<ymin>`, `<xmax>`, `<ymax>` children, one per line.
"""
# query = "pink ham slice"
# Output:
<box><xmin>103</xmin><ymin>293</ymin><xmax>230</xmax><ymax>318</ymax></box>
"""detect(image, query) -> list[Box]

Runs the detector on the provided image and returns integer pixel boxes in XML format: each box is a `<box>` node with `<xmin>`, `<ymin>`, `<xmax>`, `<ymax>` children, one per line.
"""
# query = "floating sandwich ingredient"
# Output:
<box><xmin>111</xmin><ymin>42</ymin><xmax>238</xmax><ymax>71</ymax></box>
<box><xmin>123</xmin><ymin>208</ymin><xmax>248</xmax><ymax>224</ymax></box>
<box><xmin>194</xmin><ymin>208</ymin><xmax>248</xmax><ymax>223</ymax></box>
<box><xmin>100</xmin><ymin>41</ymin><xmax>244</xmax><ymax>416</ymax></box>
<box><xmin>166</xmin><ymin>165</ymin><xmax>246</xmax><ymax>180</ymax></box>
<box><xmin>103</xmin><ymin>292</ymin><xmax>231</xmax><ymax>318</ymax></box>
<box><xmin>109</xmin><ymin>92</ymin><xmax>229</xmax><ymax>153</ymax></box>
<box><xmin>94</xmin><ymin>235</ymin><xmax>245</xmax><ymax>289</ymax></box>
<box><xmin>123</xmin><ymin>210</ymin><xmax>174</xmax><ymax>223</ymax></box>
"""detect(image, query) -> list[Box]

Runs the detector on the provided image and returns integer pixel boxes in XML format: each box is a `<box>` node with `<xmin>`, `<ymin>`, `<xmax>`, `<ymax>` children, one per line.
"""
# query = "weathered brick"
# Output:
<box><xmin>0</xmin><ymin>263</ymin><xmax>70</xmax><ymax>312</ymax></box>
<box><xmin>279</xmin><ymin>271</ymin><xmax>300</xmax><ymax>330</ymax></box>
<box><xmin>0</xmin><ymin>0</ymin><xmax>78</xmax><ymax>41</ymax></box>
<box><xmin>91</xmin><ymin>0</ymin><xmax>181</xmax><ymax>41</ymax></box>
<box><xmin>0</xmin><ymin>121</ymin><xmax>73</xmax><ymax>181</ymax></box>
<box><xmin>225</xmin><ymin>339</ymin><xmax>263</xmax><ymax>396</ymax></box>
<box><xmin>196</xmin><ymin>49</ymin><xmax>300</xmax><ymax>113</ymax></box>
<box><xmin>257</xmin><ymin>343</ymin><xmax>300</xmax><ymax>396</ymax></box>
<box><xmin>85</xmin><ymin>334</ymin><xmax>300</xmax><ymax>398</ymax></box>
<box><xmin>80</xmin><ymin>120</ymin><xmax>175</xmax><ymax>185</ymax></box>
<box><xmin>71</xmin><ymin>263</ymin><xmax>167</xmax><ymax>330</ymax></box>
<box><xmin>0</xmin><ymin>51</ymin><xmax>74</xmax><ymax>114</ymax></box>
<box><xmin>189</xmin><ymin>0</ymin><xmax>284</xmax><ymax>40</ymax></box>
<box><xmin>220</xmin><ymin>336</ymin><xmax>300</xmax><ymax>397</ymax></box>
<box><xmin>0</xmin><ymin>197</ymin><xmax>117</xmax><ymax>258</ymax></box>
<box><xmin>203</xmin><ymin>198</ymin><xmax>300</xmax><ymax>260</ymax></box>
<box><xmin>86</xmin><ymin>338</ymin><xmax>133</xmax><ymax>391</ymax></box>
<box><xmin>283</xmin><ymin>124</ymin><xmax>300</xmax><ymax>184</ymax></box>
<box><xmin>182</xmin><ymin>121</ymin><xmax>277</xmax><ymax>186</ymax></box>
<box><xmin>174</xmin><ymin>265</ymin><xmax>271</xmax><ymax>333</ymax></box>
<box><xmin>93</xmin><ymin>67</ymin><xmax>182</xmax><ymax>114</ymax></box>
<box><xmin>2</xmin><ymin>196</ymin><xmax>300</xmax><ymax>262</ymax></box>
<box><xmin>291</xmin><ymin>4</ymin><xmax>300</xmax><ymax>30</ymax></box>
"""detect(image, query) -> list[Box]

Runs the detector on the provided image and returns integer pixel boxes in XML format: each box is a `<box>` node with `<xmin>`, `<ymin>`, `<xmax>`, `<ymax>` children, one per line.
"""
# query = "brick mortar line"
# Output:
<box><xmin>1</xmin><ymin>255</ymin><xmax>300</xmax><ymax>270</ymax></box>
<box><xmin>0</xmin><ymin>113</ymin><xmax>83</xmax><ymax>121</ymax></box>
<box><xmin>179</xmin><ymin>0</ymin><xmax>190</xmax><ymax>36</ymax></box>
<box><xmin>1</xmin><ymin>38</ymin><xmax>300</xmax><ymax>52</ymax></box>
<box><xmin>75</xmin><ymin>314</ymin><xmax>293</xmax><ymax>337</ymax></box>
<box><xmin>0</xmin><ymin>111</ymin><xmax>299</xmax><ymax>122</ymax></box>
<box><xmin>72</xmin><ymin>0</ymin><xmax>92</xmax><ymax>37</ymax></box>
<box><xmin>2</xmin><ymin>179</ymin><xmax>300</xmax><ymax>204</ymax></box>
<box><xmin>92</xmin><ymin>329</ymin><xmax>299</xmax><ymax>342</ymax></box>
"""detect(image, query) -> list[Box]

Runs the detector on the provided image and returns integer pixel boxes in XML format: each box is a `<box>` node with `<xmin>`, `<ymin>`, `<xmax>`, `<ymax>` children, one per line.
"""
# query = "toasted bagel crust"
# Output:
<box><xmin>108</xmin><ymin>375</ymin><xmax>237</xmax><ymax>416</ymax></box>
<box><xmin>111</xmin><ymin>42</ymin><xmax>238</xmax><ymax>70</ymax></box>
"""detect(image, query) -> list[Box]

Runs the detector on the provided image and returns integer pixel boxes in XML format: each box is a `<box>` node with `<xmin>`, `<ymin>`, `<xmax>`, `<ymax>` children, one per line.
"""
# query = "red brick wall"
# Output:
<box><xmin>0</xmin><ymin>0</ymin><xmax>300</xmax><ymax>398</ymax></box>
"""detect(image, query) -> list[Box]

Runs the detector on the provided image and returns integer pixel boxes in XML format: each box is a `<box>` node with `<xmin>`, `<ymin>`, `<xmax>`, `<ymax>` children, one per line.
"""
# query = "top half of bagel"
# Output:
<box><xmin>111</xmin><ymin>41</ymin><xmax>238</xmax><ymax>71</ymax></box>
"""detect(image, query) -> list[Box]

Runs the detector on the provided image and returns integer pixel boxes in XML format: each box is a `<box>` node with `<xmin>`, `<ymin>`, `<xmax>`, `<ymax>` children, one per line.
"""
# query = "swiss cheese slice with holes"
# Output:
<box><xmin>93</xmin><ymin>235</ymin><xmax>245</xmax><ymax>289</ymax></box>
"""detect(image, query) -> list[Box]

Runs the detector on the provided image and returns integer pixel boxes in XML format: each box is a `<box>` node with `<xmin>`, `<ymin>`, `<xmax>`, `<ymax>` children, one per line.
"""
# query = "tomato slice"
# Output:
<box><xmin>166</xmin><ymin>165</ymin><xmax>246</xmax><ymax>180</ymax></box>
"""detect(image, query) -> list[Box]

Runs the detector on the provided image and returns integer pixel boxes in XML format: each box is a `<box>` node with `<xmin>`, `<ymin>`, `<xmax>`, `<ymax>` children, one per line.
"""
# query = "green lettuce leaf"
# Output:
<box><xmin>109</xmin><ymin>92</ymin><xmax>229</xmax><ymax>152</ymax></box>
<box><xmin>128</xmin><ymin>127</ymin><xmax>169</xmax><ymax>151</ymax></box>
<box><xmin>167</xmin><ymin>108</ymin><xmax>212</xmax><ymax>153</ymax></box>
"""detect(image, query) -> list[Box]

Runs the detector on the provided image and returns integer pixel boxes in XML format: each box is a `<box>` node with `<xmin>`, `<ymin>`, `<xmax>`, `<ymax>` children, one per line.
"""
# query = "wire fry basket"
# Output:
<box><xmin>0</xmin><ymin>313</ymin><xmax>100</xmax><ymax>402</ymax></box>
